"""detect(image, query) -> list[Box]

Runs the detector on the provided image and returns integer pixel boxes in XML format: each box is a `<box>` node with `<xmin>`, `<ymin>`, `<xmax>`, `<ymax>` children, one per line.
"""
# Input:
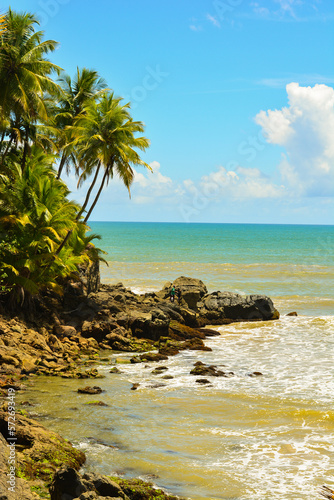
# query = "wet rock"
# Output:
<box><xmin>151</xmin><ymin>366</ymin><xmax>168</xmax><ymax>375</ymax></box>
<box><xmin>49</xmin><ymin>467</ymin><xmax>86</xmax><ymax>500</ymax></box>
<box><xmin>249</xmin><ymin>371</ymin><xmax>263</xmax><ymax>377</ymax></box>
<box><xmin>0</xmin><ymin>410</ymin><xmax>85</xmax><ymax>483</ymax></box>
<box><xmin>110</xmin><ymin>476</ymin><xmax>185</xmax><ymax>500</ymax></box>
<box><xmin>77</xmin><ymin>386</ymin><xmax>103</xmax><ymax>394</ymax></box>
<box><xmin>130</xmin><ymin>356</ymin><xmax>142</xmax><ymax>364</ymax></box>
<box><xmin>75</xmin><ymin>368</ymin><xmax>104</xmax><ymax>379</ymax></box>
<box><xmin>138</xmin><ymin>352</ymin><xmax>168</xmax><ymax>363</ymax></box>
<box><xmin>50</xmin><ymin>465</ymin><xmax>183</xmax><ymax>500</ymax></box>
<box><xmin>131</xmin><ymin>383</ymin><xmax>140</xmax><ymax>390</ymax></box>
<box><xmin>197</xmin><ymin>291</ymin><xmax>279</xmax><ymax>323</ymax></box>
<box><xmin>286</xmin><ymin>311</ymin><xmax>298</xmax><ymax>316</ymax></box>
<box><xmin>161</xmin><ymin>375</ymin><xmax>174</xmax><ymax>380</ymax></box>
<box><xmin>82</xmin><ymin>471</ymin><xmax>127</xmax><ymax>498</ymax></box>
<box><xmin>168</xmin><ymin>320</ymin><xmax>205</xmax><ymax>341</ymax></box>
<box><xmin>158</xmin><ymin>345</ymin><xmax>180</xmax><ymax>356</ymax></box>
<box><xmin>109</xmin><ymin>367</ymin><xmax>121</xmax><ymax>373</ymax></box>
<box><xmin>190</xmin><ymin>361</ymin><xmax>226</xmax><ymax>377</ymax></box>
<box><xmin>196</xmin><ymin>378</ymin><xmax>211</xmax><ymax>384</ymax></box>
<box><xmin>198</xmin><ymin>327</ymin><xmax>221</xmax><ymax>336</ymax></box>
<box><xmin>85</xmin><ymin>401</ymin><xmax>109</xmax><ymax>406</ymax></box>
<box><xmin>182</xmin><ymin>338</ymin><xmax>212</xmax><ymax>351</ymax></box>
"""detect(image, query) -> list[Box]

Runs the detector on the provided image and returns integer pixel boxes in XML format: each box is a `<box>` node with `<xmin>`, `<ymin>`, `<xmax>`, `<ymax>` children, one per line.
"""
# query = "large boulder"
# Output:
<box><xmin>129</xmin><ymin>309</ymin><xmax>170</xmax><ymax>340</ymax></box>
<box><xmin>157</xmin><ymin>276</ymin><xmax>207</xmax><ymax>311</ymax></box>
<box><xmin>197</xmin><ymin>291</ymin><xmax>279</xmax><ymax>324</ymax></box>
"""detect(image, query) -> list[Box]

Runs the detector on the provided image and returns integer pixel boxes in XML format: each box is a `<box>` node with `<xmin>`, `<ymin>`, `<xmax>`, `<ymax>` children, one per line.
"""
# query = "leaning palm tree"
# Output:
<box><xmin>55</xmin><ymin>91</ymin><xmax>151</xmax><ymax>254</ymax></box>
<box><xmin>0</xmin><ymin>9</ymin><xmax>62</xmax><ymax>163</ymax></box>
<box><xmin>55</xmin><ymin>67</ymin><xmax>107</xmax><ymax>179</ymax></box>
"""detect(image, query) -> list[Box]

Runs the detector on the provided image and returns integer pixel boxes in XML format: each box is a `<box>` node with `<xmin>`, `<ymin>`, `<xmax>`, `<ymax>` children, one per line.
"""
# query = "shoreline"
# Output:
<box><xmin>1</xmin><ymin>275</ymin><xmax>280</xmax><ymax>499</ymax></box>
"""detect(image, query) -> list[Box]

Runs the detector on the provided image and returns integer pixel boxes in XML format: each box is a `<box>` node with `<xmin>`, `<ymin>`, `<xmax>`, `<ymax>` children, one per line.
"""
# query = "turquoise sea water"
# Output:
<box><xmin>90</xmin><ymin>222</ymin><xmax>334</xmax><ymax>316</ymax></box>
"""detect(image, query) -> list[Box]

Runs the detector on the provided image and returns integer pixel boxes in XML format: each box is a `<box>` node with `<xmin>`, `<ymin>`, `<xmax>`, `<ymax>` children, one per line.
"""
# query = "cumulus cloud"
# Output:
<box><xmin>177</xmin><ymin>166</ymin><xmax>284</xmax><ymax>222</ymax></box>
<box><xmin>255</xmin><ymin>83</ymin><xmax>334</xmax><ymax>196</ymax></box>
<box><xmin>195</xmin><ymin>166</ymin><xmax>283</xmax><ymax>199</ymax></box>
<box><xmin>132</xmin><ymin>161</ymin><xmax>175</xmax><ymax>203</ymax></box>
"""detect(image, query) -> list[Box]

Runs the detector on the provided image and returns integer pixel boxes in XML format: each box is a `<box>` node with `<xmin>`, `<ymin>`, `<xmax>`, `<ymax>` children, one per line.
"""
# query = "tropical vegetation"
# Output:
<box><xmin>0</xmin><ymin>8</ymin><xmax>150</xmax><ymax>309</ymax></box>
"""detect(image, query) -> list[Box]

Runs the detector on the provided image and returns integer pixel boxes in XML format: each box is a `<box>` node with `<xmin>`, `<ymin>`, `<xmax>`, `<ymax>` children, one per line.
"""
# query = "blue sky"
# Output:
<box><xmin>7</xmin><ymin>0</ymin><xmax>334</xmax><ymax>223</ymax></box>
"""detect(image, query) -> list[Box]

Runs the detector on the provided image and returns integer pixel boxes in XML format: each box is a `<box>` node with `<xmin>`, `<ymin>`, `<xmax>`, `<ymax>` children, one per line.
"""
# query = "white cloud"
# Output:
<box><xmin>197</xmin><ymin>166</ymin><xmax>283</xmax><ymax>199</ymax></box>
<box><xmin>132</xmin><ymin>161</ymin><xmax>175</xmax><ymax>203</ymax></box>
<box><xmin>255</xmin><ymin>83</ymin><xmax>334</xmax><ymax>196</ymax></box>
<box><xmin>206</xmin><ymin>13</ymin><xmax>221</xmax><ymax>28</ymax></box>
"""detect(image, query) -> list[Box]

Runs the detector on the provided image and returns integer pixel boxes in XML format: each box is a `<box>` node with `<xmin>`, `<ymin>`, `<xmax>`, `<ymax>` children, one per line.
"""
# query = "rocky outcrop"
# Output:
<box><xmin>0</xmin><ymin>278</ymin><xmax>280</xmax><ymax>381</ymax></box>
<box><xmin>197</xmin><ymin>291</ymin><xmax>279</xmax><ymax>324</ymax></box>
<box><xmin>0</xmin><ymin>316</ymin><xmax>101</xmax><ymax>380</ymax></box>
<box><xmin>49</xmin><ymin>465</ymin><xmax>185</xmax><ymax>500</ymax></box>
<box><xmin>157</xmin><ymin>276</ymin><xmax>207</xmax><ymax>310</ymax></box>
<box><xmin>0</xmin><ymin>433</ymin><xmax>38</xmax><ymax>500</ymax></box>
<box><xmin>0</xmin><ymin>405</ymin><xmax>86</xmax><ymax>488</ymax></box>
<box><xmin>0</xmin><ymin>275</ymin><xmax>280</xmax><ymax>500</ymax></box>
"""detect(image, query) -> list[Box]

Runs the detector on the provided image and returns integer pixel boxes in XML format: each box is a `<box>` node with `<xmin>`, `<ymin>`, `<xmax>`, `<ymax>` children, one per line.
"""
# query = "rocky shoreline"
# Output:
<box><xmin>0</xmin><ymin>276</ymin><xmax>279</xmax><ymax>500</ymax></box>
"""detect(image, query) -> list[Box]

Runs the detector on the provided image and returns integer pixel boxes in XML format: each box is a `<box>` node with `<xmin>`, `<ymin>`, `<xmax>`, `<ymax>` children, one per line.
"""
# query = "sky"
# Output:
<box><xmin>7</xmin><ymin>0</ymin><xmax>334</xmax><ymax>224</ymax></box>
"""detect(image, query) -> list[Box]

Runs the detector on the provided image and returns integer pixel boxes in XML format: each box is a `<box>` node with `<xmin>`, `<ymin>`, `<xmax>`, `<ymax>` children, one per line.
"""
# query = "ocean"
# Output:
<box><xmin>92</xmin><ymin>222</ymin><xmax>334</xmax><ymax>316</ymax></box>
<box><xmin>18</xmin><ymin>222</ymin><xmax>334</xmax><ymax>500</ymax></box>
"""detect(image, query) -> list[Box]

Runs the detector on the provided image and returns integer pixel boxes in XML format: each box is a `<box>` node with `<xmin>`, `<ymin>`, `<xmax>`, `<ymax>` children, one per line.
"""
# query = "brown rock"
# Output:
<box><xmin>77</xmin><ymin>386</ymin><xmax>103</xmax><ymax>394</ymax></box>
<box><xmin>0</xmin><ymin>410</ymin><xmax>85</xmax><ymax>484</ymax></box>
<box><xmin>53</xmin><ymin>325</ymin><xmax>77</xmax><ymax>338</ymax></box>
<box><xmin>190</xmin><ymin>361</ymin><xmax>226</xmax><ymax>377</ymax></box>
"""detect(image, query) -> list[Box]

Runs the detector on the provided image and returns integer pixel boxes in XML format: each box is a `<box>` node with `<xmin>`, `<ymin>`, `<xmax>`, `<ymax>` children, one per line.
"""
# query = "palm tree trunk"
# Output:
<box><xmin>21</xmin><ymin>126</ymin><xmax>29</xmax><ymax>171</ymax></box>
<box><xmin>0</xmin><ymin>130</ymin><xmax>6</xmax><ymax>152</ymax></box>
<box><xmin>75</xmin><ymin>161</ymin><xmax>101</xmax><ymax>221</ymax></box>
<box><xmin>56</xmin><ymin>151</ymin><xmax>67</xmax><ymax>179</ymax></box>
<box><xmin>84</xmin><ymin>165</ymin><xmax>110</xmax><ymax>223</ymax></box>
<box><xmin>55</xmin><ymin>161</ymin><xmax>101</xmax><ymax>255</ymax></box>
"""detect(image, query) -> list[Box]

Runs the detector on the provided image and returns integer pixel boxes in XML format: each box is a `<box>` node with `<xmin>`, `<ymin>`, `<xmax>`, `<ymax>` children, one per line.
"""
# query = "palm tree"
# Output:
<box><xmin>0</xmin><ymin>9</ymin><xmax>62</xmax><ymax>164</ymax></box>
<box><xmin>55</xmin><ymin>67</ymin><xmax>107</xmax><ymax>179</ymax></box>
<box><xmin>78</xmin><ymin>91</ymin><xmax>151</xmax><ymax>222</ymax></box>
<box><xmin>0</xmin><ymin>147</ymin><xmax>83</xmax><ymax>305</ymax></box>
<box><xmin>55</xmin><ymin>92</ymin><xmax>151</xmax><ymax>254</ymax></box>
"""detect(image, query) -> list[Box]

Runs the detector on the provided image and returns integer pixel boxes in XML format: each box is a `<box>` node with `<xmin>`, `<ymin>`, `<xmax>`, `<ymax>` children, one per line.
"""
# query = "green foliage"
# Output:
<box><xmin>0</xmin><ymin>8</ymin><xmax>149</xmax><ymax>308</ymax></box>
<box><xmin>0</xmin><ymin>147</ymin><xmax>101</xmax><ymax>305</ymax></box>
